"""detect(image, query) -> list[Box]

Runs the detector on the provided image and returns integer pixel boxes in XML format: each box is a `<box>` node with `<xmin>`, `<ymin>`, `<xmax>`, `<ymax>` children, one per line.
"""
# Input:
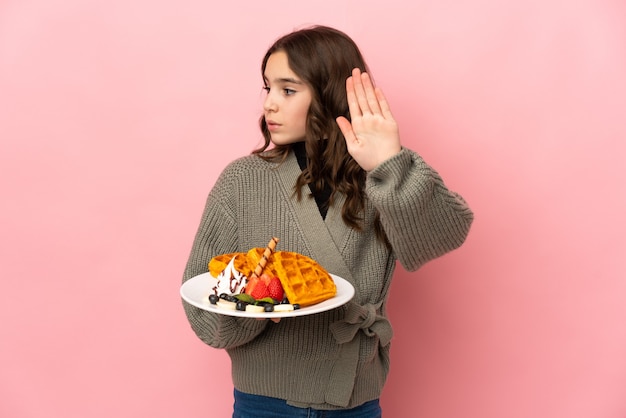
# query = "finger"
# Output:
<box><xmin>375</xmin><ymin>87</ymin><xmax>393</xmax><ymax>120</ymax></box>
<box><xmin>351</xmin><ymin>68</ymin><xmax>372</xmax><ymax>115</ymax></box>
<box><xmin>336</xmin><ymin>116</ymin><xmax>357</xmax><ymax>145</ymax></box>
<box><xmin>345</xmin><ymin>75</ymin><xmax>361</xmax><ymax>118</ymax></box>
<box><xmin>361</xmin><ymin>72</ymin><xmax>382</xmax><ymax>115</ymax></box>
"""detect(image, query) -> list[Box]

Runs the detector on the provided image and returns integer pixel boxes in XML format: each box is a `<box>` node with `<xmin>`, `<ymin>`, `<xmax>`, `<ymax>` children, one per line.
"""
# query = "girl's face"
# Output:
<box><xmin>263</xmin><ymin>51</ymin><xmax>312</xmax><ymax>145</ymax></box>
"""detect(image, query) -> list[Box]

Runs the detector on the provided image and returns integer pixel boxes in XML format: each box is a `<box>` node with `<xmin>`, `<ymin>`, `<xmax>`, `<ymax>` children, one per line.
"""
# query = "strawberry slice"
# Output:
<box><xmin>250</xmin><ymin>282</ymin><xmax>269</xmax><ymax>300</ymax></box>
<box><xmin>245</xmin><ymin>273</ymin><xmax>275</xmax><ymax>301</ymax></box>
<box><xmin>247</xmin><ymin>276</ymin><xmax>269</xmax><ymax>300</ymax></box>
<box><xmin>244</xmin><ymin>276</ymin><xmax>260</xmax><ymax>296</ymax></box>
<box><xmin>267</xmin><ymin>277</ymin><xmax>284</xmax><ymax>302</ymax></box>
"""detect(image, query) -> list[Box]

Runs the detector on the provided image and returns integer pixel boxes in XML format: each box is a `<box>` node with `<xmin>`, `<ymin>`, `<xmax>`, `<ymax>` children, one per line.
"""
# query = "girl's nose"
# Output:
<box><xmin>263</xmin><ymin>90</ymin><xmax>278</xmax><ymax>112</ymax></box>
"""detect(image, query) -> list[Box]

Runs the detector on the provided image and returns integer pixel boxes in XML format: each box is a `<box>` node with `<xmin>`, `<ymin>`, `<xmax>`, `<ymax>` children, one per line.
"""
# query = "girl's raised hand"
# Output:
<box><xmin>336</xmin><ymin>68</ymin><xmax>401</xmax><ymax>171</ymax></box>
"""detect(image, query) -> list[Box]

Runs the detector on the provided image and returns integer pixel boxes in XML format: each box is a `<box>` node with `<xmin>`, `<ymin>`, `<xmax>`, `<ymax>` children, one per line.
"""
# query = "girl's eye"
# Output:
<box><xmin>262</xmin><ymin>86</ymin><xmax>296</xmax><ymax>95</ymax></box>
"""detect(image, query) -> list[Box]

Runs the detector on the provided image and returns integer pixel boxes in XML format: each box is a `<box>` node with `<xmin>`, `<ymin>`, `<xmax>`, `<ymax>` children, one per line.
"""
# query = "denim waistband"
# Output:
<box><xmin>232</xmin><ymin>388</ymin><xmax>382</xmax><ymax>418</ymax></box>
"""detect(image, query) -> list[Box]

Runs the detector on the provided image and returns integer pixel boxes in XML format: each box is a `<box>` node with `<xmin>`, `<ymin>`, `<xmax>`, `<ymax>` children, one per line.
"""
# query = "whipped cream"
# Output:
<box><xmin>212</xmin><ymin>255</ymin><xmax>247</xmax><ymax>295</ymax></box>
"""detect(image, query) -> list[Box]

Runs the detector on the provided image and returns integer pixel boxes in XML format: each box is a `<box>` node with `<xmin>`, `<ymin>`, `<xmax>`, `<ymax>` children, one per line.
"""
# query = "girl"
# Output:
<box><xmin>182</xmin><ymin>25</ymin><xmax>473</xmax><ymax>417</ymax></box>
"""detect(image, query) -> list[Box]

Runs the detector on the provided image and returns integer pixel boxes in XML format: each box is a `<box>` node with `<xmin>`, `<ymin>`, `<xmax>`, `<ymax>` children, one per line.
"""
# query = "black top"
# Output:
<box><xmin>293</xmin><ymin>141</ymin><xmax>331</xmax><ymax>219</ymax></box>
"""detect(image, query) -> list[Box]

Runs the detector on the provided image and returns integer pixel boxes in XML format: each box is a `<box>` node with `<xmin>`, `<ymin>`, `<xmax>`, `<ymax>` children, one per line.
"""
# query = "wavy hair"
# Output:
<box><xmin>253</xmin><ymin>25</ymin><xmax>386</xmax><ymax>242</ymax></box>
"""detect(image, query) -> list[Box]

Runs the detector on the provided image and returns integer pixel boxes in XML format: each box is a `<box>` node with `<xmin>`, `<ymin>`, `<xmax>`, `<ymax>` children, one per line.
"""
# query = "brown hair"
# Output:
<box><xmin>254</xmin><ymin>25</ymin><xmax>386</xmax><ymax>241</ymax></box>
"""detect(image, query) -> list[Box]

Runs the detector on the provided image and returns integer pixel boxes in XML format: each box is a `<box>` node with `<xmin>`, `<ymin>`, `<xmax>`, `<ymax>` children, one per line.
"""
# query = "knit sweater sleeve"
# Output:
<box><xmin>365</xmin><ymin>147</ymin><xmax>474</xmax><ymax>271</ymax></box>
<box><xmin>181</xmin><ymin>162</ymin><xmax>269</xmax><ymax>349</ymax></box>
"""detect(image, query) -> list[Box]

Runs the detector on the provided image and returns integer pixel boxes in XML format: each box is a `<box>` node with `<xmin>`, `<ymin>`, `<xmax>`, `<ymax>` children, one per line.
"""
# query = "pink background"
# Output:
<box><xmin>1</xmin><ymin>1</ymin><xmax>625</xmax><ymax>417</ymax></box>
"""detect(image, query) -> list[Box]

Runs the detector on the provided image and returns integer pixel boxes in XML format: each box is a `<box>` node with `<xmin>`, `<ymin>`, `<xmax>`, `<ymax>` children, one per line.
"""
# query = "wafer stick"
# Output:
<box><xmin>250</xmin><ymin>237</ymin><xmax>279</xmax><ymax>278</ymax></box>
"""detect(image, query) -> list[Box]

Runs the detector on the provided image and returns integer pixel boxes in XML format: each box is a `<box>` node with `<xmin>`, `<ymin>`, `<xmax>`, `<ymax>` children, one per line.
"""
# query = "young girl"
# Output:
<box><xmin>182</xmin><ymin>25</ymin><xmax>473</xmax><ymax>417</ymax></box>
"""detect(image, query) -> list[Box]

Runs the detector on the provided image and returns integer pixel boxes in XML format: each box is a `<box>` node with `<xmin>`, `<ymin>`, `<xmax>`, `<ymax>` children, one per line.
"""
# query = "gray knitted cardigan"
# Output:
<box><xmin>182</xmin><ymin>147</ymin><xmax>473</xmax><ymax>410</ymax></box>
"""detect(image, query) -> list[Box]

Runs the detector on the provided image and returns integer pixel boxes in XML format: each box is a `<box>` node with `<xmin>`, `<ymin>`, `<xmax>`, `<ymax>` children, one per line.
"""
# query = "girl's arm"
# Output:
<box><xmin>181</xmin><ymin>169</ymin><xmax>270</xmax><ymax>348</ymax></box>
<box><xmin>337</xmin><ymin>68</ymin><xmax>473</xmax><ymax>269</ymax></box>
<box><xmin>366</xmin><ymin>147</ymin><xmax>474</xmax><ymax>271</ymax></box>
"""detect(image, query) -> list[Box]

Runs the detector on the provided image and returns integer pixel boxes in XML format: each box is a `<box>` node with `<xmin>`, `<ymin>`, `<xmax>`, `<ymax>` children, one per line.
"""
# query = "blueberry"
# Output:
<box><xmin>208</xmin><ymin>294</ymin><xmax>219</xmax><ymax>304</ymax></box>
<box><xmin>236</xmin><ymin>301</ymin><xmax>248</xmax><ymax>311</ymax></box>
<box><xmin>292</xmin><ymin>304</ymin><xmax>300</xmax><ymax>310</ymax></box>
<box><xmin>264</xmin><ymin>304</ymin><xmax>274</xmax><ymax>312</ymax></box>
<box><xmin>220</xmin><ymin>293</ymin><xmax>236</xmax><ymax>302</ymax></box>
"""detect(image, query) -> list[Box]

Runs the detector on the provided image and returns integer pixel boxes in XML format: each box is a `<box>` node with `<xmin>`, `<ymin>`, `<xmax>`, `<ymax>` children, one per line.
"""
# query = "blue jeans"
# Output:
<box><xmin>233</xmin><ymin>389</ymin><xmax>382</xmax><ymax>418</ymax></box>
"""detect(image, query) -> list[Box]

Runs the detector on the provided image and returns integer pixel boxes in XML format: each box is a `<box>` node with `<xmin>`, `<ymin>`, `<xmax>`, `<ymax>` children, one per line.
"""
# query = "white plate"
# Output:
<box><xmin>180</xmin><ymin>272</ymin><xmax>355</xmax><ymax>318</ymax></box>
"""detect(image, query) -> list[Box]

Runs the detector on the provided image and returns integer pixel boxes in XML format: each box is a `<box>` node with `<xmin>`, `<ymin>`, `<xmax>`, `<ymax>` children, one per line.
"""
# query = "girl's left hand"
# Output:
<box><xmin>336</xmin><ymin>68</ymin><xmax>402</xmax><ymax>171</ymax></box>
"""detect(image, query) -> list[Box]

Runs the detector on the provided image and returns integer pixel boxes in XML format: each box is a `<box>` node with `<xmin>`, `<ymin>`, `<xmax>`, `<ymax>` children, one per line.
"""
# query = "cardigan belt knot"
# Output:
<box><xmin>330</xmin><ymin>301</ymin><xmax>393</xmax><ymax>347</ymax></box>
<box><xmin>325</xmin><ymin>301</ymin><xmax>393</xmax><ymax>407</ymax></box>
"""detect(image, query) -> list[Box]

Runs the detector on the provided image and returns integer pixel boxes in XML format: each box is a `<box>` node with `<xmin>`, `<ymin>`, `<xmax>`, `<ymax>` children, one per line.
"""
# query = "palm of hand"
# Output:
<box><xmin>336</xmin><ymin>68</ymin><xmax>402</xmax><ymax>172</ymax></box>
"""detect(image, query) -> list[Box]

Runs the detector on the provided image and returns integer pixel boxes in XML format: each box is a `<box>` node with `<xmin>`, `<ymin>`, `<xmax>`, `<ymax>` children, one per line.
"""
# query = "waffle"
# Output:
<box><xmin>244</xmin><ymin>248</ymin><xmax>278</xmax><ymax>276</ymax></box>
<box><xmin>209</xmin><ymin>248</ymin><xmax>337</xmax><ymax>307</ymax></box>
<box><xmin>248</xmin><ymin>248</ymin><xmax>337</xmax><ymax>307</ymax></box>
<box><xmin>208</xmin><ymin>253</ymin><xmax>252</xmax><ymax>278</ymax></box>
